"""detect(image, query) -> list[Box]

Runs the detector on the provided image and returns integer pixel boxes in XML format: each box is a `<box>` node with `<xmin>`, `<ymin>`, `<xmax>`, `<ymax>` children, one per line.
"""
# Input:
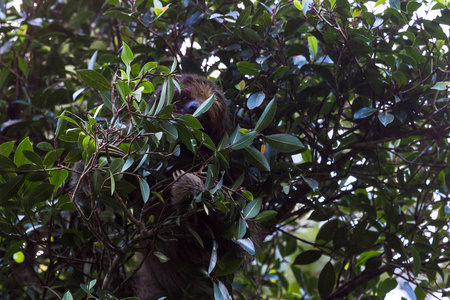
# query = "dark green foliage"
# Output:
<box><xmin>1</xmin><ymin>0</ymin><xmax>450</xmax><ymax>299</ymax></box>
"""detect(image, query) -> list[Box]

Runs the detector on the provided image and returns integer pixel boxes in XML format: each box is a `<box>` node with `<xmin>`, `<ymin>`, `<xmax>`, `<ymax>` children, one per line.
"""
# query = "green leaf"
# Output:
<box><xmin>235</xmin><ymin>80</ymin><xmax>245</xmax><ymax>91</ymax></box>
<box><xmin>121</xmin><ymin>42</ymin><xmax>134</xmax><ymax>65</ymax></box>
<box><xmin>378</xmin><ymin>278</ymin><xmax>397</xmax><ymax>299</ymax></box>
<box><xmin>116</xmin><ymin>80</ymin><xmax>131</xmax><ymax>100</ymax></box>
<box><xmin>49</xmin><ymin>170</ymin><xmax>69</xmax><ymax>192</ymax></box>
<box><xmin>22</xmin><ymin>150</ymin><xmax>44</xmax><ymax>168</ymax></box>
<box><xmin>431</xmin><ymin>81</ymin><xmax>449</xmax><ymax>91</ymax></box>
<box><xmin>159</xmin><ymin>104</ymin><xmax>173</xmax><ymax>119</ymax></box>
<box><xmin>304</xmin><ymin>178</ymin><xmax>319</xmax><ymax>191</ymax></box>
<box><xmin>205</xmin><ymin>162</ymin><xmax>220</xmax><ymax>190</ymax></box>
<box><xmin>213</xmin><ymin>281</ymin><xmax>231</xmax><ymax>300</ymax></box>
<box><xmin>64</xmin><ymin>149</ymin><xmax>83</xmax><ymax>163</ymax></box>
<box><xmin>389</xmin><ymin>0</ymin><xmax>400</xmax><ymax>9</ymax></box>
<box><xmin>188</xmin><ymin>226</ymin><xmax>204</xmax><ymax>248</ymax></box>
<box><xmin>215</xmin><ymin>257</ymin><xmax>242</xmax><ymax>276</ymax></box>
<box><xmin>214</xmin><ymin>198</ymin><xmax>230</xmax><ymax>213</ymax></box>
<box><xmin>62</xmin><ymin>291</ymin><xmax>73</xmax><ymax>300</ymax></box>
<box><xmin>208</xmin><ymin>241</ymin><xmax>218</xmax><ymax>275</ymax></box>
<box><xmin>356</xmin><ymin>251</ymin><xmax>381</xmax><ymax>266</ymax></box>
<box><xmin>4</xmin><ymin>241</ymin><xmax>22</xmax><ymax>261</ymax></box>
<box><xmin>139</xmin><ymin>178</ymin><xmax>150</xmax><ymax>203</ymax></box>
<box><xmin>352</xmin><ymin>9</ymin><xmax>362</xmax><ymax>18</ymax></box>
<box><xmin>255</xmin><ymin>210</ymin><xmax>277</xmax><ymax>221</ymax></box>
<box><xmin>77</xmin><ymin>69</ymin><xmax>111</xmax><ymax>91</ymax></box>
<box><xmin>88</xmin><ymin>50</ymin><xmax>98</xmax><ymax>70</ymax></box>
<box><xmin>139</xmin><ymin>81</ymin><xmax>155</xmax><ymax>93</ymax></box>
<box><xmin>247</xmin><ymin>92</ymin><xmax>265</xmax><ymax>110</ymax></box>
<box><xmin>176</xmin><ymin>114</ymin><xmax>203</xmax><ymax>129</ymax></box>
<box><xmin>155</xmin><ymin>78</ymin><xmax>169</xmax><ymax>115</ymax></box>
<box><xmin>122</xmin><ymin>157</ymin><xmax>134</xmax><ymax>172</ymax></box>
<box><xmin>193</xmin><ymin>94</ymin><xmax>215</xmax><ymax>117</ymax></box>
<box><xmin>266</xmin><ymin>134</ymin><xmax>304</xmax><ymax>152</ymax></box>
<box><xmin>378</xmin><ymin>112</ymin><xmax>394</xmax><ymax>127</ymax></box>
<box><xmin>406</xmin><ymin>1</ymin><xmax>421</xmax><ymax>14</ymax></box>
<box><xmin>36</xmin><ymin>142</ymin><xmax>53</xmax><ymax>152</ymax></box>
<box><xmin>174</xmin><ymin>124</ymin><xmax>195</xmax><ymax>153</ymax></box>
<box><xmin>131</xmin><ymin>86</ymin><xmax>144</xmax><ymax>102</ymax></box>
<box><xmin>294</xmin><ymin>249</ymin><xmax>322</xmax><ymax>265</ymax></box>
<box><xmin>133</xmin><ymin>145</ymin><xmax>150</xmax><ymax>172</ymax></box>
<box><xmin>44</xmin><ymin>149</ymin><xmax>62</xmax><ymax>167</ymax></box>
<box><xmin>393</xmin><ymin>71</ymin><xmax>408</xmax><ymax>86</ymax></box>
<box><xmin>308</xmin><ymin>35</ymin><xmax>318</xmax><ymax>57</ymax></box>
<box><xmin>242</xmin><ymin>28</ymin><xmax>261</xmax><ymax>43</ymax></box>
<box><xmin>354</xmin><ymin>107</ymin><xmax>378</xmax><ymax>119</ymax></box>
<box><xmin>236</xmin><ymin>6</ymin><xmax>251</xmax><ymax>27</ymax></box>
<box><xmin>236</xmin><ymin>61</ymin><xmax>259</xmax><ymax>76</ymax></box>
<box><xmin>18</xmin><ymin>56</ymin><xmax>29</xmax><ymax>77</ymax></box>
<box><xmin>294</xmin><ymin>0</ymin><xmax>302</xmax><ymax>11</ymax></box>
<box><xmin>0</xmin><ymin>68</ymin><xmax>10</xmax><ymax>90</ymax></box>
<box><xmin>375</xmin><ymin>0</ymin><xmax>386</xmax><ymax>7</ymax></box>
<box><xmin>410</xmin><ymin>246</ymin><xmax>421</xmax><ymax>276</ymax></box>
<box><xmin>243</xmin><ymin>146</ymin><xmax>270</xmax><ymax>171</ymax></box>
<box><xmin>140</xmin><ymin>62</ymin><xmax>158</xmax><ymax>75</ymax></box>
<box><xmin>82</xmin><ymin>136</ymin><xmax>96</xmax><ymax>158</ymax></box>
<box><xmin>0</xmin><ymin>155</ymin><xmax>17</xmax><ymax>169</ymax></box>
<box><xmin>109</xmin><ymin>170</ymin><xmax>115</xmax><ymax>196</ymax></box>
<box><xmin>231</xmin><ymin>131</ymin><xmax>257</xmax><ymax>150</ymax></box>
<box><xmin>56</xmin><ymin>115</ymin><xmax>79</xmax><ymax>127</ymax></box>
<box><xmin>415</xmin><ymin>284</ymin><xmax>427</xmax><ymax>300</ymax></box>
<box><xmin>170</xmin><ymin>58</ymin><xmax>177</xmax><ymax>73</ymax></box>
<box><xmin>318</xmin><ymin>262</ymin><xmax>335</xmax><ymax>299</ymax></box>
<box><xmin>103</xmin><ymin>8</ymin><xmax>137</xmax><ymax>23</ymax></box>
<box><xmin>0</xmin><ymin>175</ymin><xmax>25</xmax><ymax>203</ymax></box>
<box><xmin>316</xmin><ymin>219</ymin><xmax>338</xmax><ymax>243</ymax></box>
<box><xmin>0</xmin><ymin>141</ymin><xmax>15</xmax><ymax>157</ymax></box>
<box><xmin>236</xmin><ymin>218</ymin><xmax>247</xmax><ymax>239</ymax></box>
<box><xmin>88</xmin><ymin>279</ymin><xmax>97</xmax><ymax>290</ymax></box>
<box><xmin>29</xmin><ymin>183</ymin><xmax>54</xmax><ymax>204</ymax></box>
<box><xmin>156</xmin><ymin>65</ymin><xmax>171</xmax><ymax>74</ymax></box>
<box><xmin>254</xmin><ymin>98</ymin><xmax>277</xmax><ymax>132</ymax></box>
<box><xmin>154</xmin><ymin>5</ymin><xmax>169</xmax><ymax>17</ymax></box>
<box><xmin>240</xmin><ymin>190</ymin><xmax>254</xmax><ymax>201</ymax></box>
<box><xmin>405</xmin><ymin>46</ymin><xmax>426</xmax><ymax>64</ymax></box>
<box><xmin>153</xmin><ymin>251</ymin><xmax>170</xmax><ymax>263</ymax></box>
<box><xmin>243</xmin><ymin>198</ymin><xmax>261</xmax><ymax>219</ymax></box>
<box><xmin>100</xmin><ymin>91</ymin><xmax>113</xmax><ymax>111</ymax></box>
<box><xmin>236</xmin><ymin>238</ymin><xmax>255</xmax><ymax>255</ymax></box>
<box><xmin>109</xmin><ymin>157</ymin><xmax>125</xmax><ymax>174</ymax></box>
<box><xmin>14</xmin><ymin>137</ymin><xmax>33</xmax><ymax>167</ymax></box>
<box><xmin>161</xmin><ymin>121</ymin><xmax>178</xmax><ymax>143</ymax></box>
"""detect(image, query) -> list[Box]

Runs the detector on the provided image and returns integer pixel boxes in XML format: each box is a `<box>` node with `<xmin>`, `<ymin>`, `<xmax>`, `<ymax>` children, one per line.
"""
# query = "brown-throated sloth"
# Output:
<box><xmin>132</xmin><ymin>74</ymin><xmax>262</xmax><ymax>300</ymax></box>
<box><xmin>69</xmin><ymin>74</ymin><xmax>261</xmax><ymax>299</ymax></box>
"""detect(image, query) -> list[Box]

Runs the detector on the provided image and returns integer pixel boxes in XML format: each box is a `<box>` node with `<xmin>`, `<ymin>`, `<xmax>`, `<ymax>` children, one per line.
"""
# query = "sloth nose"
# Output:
<box><xmin>185</xmin><ymin>100</ymin><xmax>200</xmax><ymax>114</ymax></box>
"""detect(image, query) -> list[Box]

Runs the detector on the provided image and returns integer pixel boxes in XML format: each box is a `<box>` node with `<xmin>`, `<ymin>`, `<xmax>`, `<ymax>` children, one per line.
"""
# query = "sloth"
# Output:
<box><xmin>68</xmin><ymin>74</ymin><xmax>261</xmax><ymax>299</ymax></box>
<box><xmin>133</xmin><ymin>75</ymin><xmax>263</xmax><ymax>300</ymax></box>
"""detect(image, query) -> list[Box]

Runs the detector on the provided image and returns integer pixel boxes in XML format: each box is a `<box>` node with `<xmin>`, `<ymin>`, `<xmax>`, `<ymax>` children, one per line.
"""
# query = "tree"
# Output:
<box><xmin>1</xmin><ymin>0</ymin><xmax>450</xmax><ymax>299</ymax></box>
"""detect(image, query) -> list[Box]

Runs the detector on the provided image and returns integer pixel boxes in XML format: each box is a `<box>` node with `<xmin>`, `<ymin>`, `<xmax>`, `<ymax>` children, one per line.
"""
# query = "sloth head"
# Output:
<box><xmin>155</xmin><ymin>74</ymin><xmax>228</xmax><ymax>144</ymax></box>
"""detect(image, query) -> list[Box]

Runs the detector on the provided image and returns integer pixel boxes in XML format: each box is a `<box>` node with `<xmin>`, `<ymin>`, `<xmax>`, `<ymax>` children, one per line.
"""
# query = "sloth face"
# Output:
<box><xmin>172</xmin><ymin>91</ymin><xmax>202</xmax><ymax>115</ymax></box>
<box><xmin>162</xmin><ymin>74</ymin><xmax>228</xmax><ymax>144</ymax></box>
